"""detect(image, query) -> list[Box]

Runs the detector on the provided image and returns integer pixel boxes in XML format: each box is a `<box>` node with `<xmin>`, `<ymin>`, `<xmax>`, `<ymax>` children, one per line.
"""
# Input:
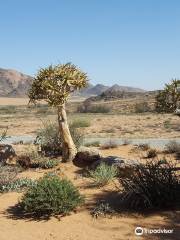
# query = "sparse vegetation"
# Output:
<box><xmin>0</xmin><ymin>178</ymin><xmax>37</xmax><ymax>193</ymax></box>
<box><xmin>35</xmin><ymin>120</ymin><xmax>84</xmax><ymax>156</ymax></box>
<box><xmin>37</xmin><ymin>158</ymin><xmax>59</xmax><ymax>169</ymax></box>
<box><xmin>119</xmin><ymin>160</ymin><xmax>180</xmax><ymax>211</ymax></box>
<box><xmin>35</xmin><ymin>122</ymin><xmax>62</xmax><ymax>157</ymax></box>
<box><xmin>89</xmin><ymin>163</ymin><xmax>117</xmax><ymax>186</ymax></box>
<box><xmin>20</xmin><ymin>174</ymin><xmax>84</xmax><ymax>217</ymax></box>
<box><xmin>164</xmin><ymin>140</ymin><xmax>180</xmax><ymax>154</ymax></box>
<box><xmin>78</xmin><ymin>101</ymin><xmax>110</xmax><ymax>113</ymax></box>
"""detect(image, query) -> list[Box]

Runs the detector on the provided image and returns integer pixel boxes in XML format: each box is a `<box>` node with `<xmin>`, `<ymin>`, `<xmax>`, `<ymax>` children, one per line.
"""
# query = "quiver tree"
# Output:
<box><xmin>28</xmin><ymin>63</ymin><xmax>88</xmax><ymax>162</ymax></box>
<box><xmin>155</xmin><ymin>79</ymin><xmax>180</xmax><ymax>113</ymax></box>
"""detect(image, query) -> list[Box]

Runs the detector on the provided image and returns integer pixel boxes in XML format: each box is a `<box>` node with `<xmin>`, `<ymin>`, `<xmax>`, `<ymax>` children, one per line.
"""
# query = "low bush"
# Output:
<box><xmin>119</xmin><ymin>160</ymin><xmax>180</xmax><ymax>211</ymax></box>
<box><xmin>70</xmin><ymin>119</ymin><xmax>90</xmax><ymax>128</ymax></box>
<box><xmin>89</xmin><ymin>163</ymin><xmax>117</xmax><ymax>186</ymax></box>
<box><xmin>0</xmin><ymin>128</ymin><xmax>8</xmax><ymax>143</ymax></box>
<box><xmin>70</xmin><ymin>124</ymin><xmax>84</xmax><ymax>148</ymax></box>
<box><xmin>20</xmin><ymin>175</ymin><xmax>84</xmax><ymax>216</ymax></box>
<box><xmin>0</xmin><ymin>178</ymin><xmax>36</xmax><ymax>193</ymax></box>
<box><xmin>91</xmin><ymin>201</ymin><xmax>114</xmax><ymax>218</ymax></box>
<box><xmin>101</xmin><ymin>140</ymin><xmax>119</xmax><ymax>149</ymax></box>
<box><xmin>164</xmin><ymin>140</ymin><xmax>180</xmax><ymax>154</ymax></box>
<box><xmin>146</xmin><ymin>149</ymin><xmax>158</xmax><ymax>158</ymax></box>
<box><xmin>37</xmin><ymin>158</ymin><xmax>59</xmax><ymax>169</ymax></box>
<box><xmin>21</xmin><ymin>148</ymin><xmax>59</xmax><ymax>169</ymax></box>
<box><xmin>87</xmin><ymin>105</ymin><xmax>110</xmax><ymax>113</ymax></box>
<box><xmin>78</xmin><ymin>102</ymin><xmax>110</xmax><ymax>113</ymax></box>
<box><xmin>84</xmin><ymin>141</ymin><xmax>100</xmax><ymax>147</ymax></box>
<box><xmin>122</xmin><ymin>139</ymin><xmax>131</xmax><ymax>145</ymax></box>
<box><xmin>35</xmin><ymin>122</ymin><xmax>62</xmax><ymax>157</ymax></box>
<box><xmin>134</xmin><ymin>102</ymin><xmax>151</xmax><ymax>113</ymax></box>
<box><xmin>35</xmin><ymin>121</ymin><xmax>84</xmax><ymax>155</ymax></box>
<box><xmin>0</xmin><ymin>165</ymin><xmax>20</xmax><ymax>187</ymax></box>
<box><xmin>137</xmin><ymin>143</ymin><xmax>150</xmax><ymax>151</ymax></box>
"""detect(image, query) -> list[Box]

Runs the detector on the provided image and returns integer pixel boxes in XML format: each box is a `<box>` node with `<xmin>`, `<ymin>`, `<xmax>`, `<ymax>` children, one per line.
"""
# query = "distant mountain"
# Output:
<box><xmin>104</xmin><ymin>84</ymin><xmax>145</xmax><ymax>93</ymax></box>
<box><xmin>0</xmin><ymin>68</ymin><xmax>146</xmax><ymax>97</ymax></box>
<box><xmin>0</xmin><ymin>68</ymin><xmax>33</xmax><ymax>97</ymax></box>
<box><xmin>75</xmin><ymin>84</ymin><xmax>109</xmax><ymax>96</ymax></box>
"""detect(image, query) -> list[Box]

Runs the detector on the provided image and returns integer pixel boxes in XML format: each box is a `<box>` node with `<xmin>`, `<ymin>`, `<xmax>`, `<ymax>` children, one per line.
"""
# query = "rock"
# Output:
<box><xmin>73</xmin><ymin>146</ymin><xmax>101</xmax><ymax>168</ymax></box>
<box><xmin>91</xmin><ymin>156</ymin><xmax>141</xmax><ymax>177</ymax></box>
<box><xmin>0</xmin><ymin>144</ymin><xmax>16</xmax><ymax>163</ymax></box>
<box><xmin>17</xmin><ymin>155</ymin><xmax>31</xmax><ymax>169</ymax></box>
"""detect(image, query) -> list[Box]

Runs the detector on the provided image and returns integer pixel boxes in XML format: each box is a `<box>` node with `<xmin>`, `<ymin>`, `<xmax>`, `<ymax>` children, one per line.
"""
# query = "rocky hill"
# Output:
<box><xmin>0</xmin><ymin>68</ymin><xmax>33</xmax><ymax>97</ymax></box>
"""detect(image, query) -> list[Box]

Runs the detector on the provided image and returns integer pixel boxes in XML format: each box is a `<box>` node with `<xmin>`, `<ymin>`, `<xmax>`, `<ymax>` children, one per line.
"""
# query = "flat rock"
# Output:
<box><xmin>73</xmin><ymin>146</ymin><xmax>101</xmax><ymax>168</ymax></box>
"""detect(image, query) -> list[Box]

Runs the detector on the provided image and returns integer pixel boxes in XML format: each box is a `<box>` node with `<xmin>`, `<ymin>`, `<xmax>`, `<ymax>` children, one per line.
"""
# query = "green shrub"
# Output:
<box><xmin>119</xmin><ymin>160</ymin><xmax>180</xmax><ymax>211</ymax></box>
<box><xmin>38</xmin><ymin>159</ymin><xmax>59</xmax><ymax>169</ymax></box>
<box><xmin>163</xmin><ymin>120</ymin><xmax>171</xmax><ymax>129</ymax></box>
<box><xmin>23</xmin><ymin>148</ymin><xmax>59</xmax><ymax>169</ymax></box>
<box><xmin>146</xmin><ymin>149</ymin><xmax>157</xmax><ymax>158</ymax></box>
<box><xmin>35</xmin><ymin>122</ymin><xmax>62</xmax><ymax>157</ymax></box>
<box><xmin>89</xmin><ymin>163</ymin><xmax>117</xmax><ymax>186</ymax></box>
<box><xmin>20</xmin><ymin>175</ymin><xmax>84</xmax><ymax>216</ymax></box>
<box><xmin>70</xmin><ymin>119</ymin><xmax>91</xmax><ymax>128</ymax></box>
<box><xmin>35</xmin><ymin>121</ymin><xmax>84</xmax><ymax>155</ymax></box>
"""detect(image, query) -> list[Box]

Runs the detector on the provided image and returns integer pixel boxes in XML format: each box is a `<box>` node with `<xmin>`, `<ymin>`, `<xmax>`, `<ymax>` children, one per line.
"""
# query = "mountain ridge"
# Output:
<box><xmin>0</xmin><ymin>68</ymin><xmax>146</xmax><ymax>97</ymax></box>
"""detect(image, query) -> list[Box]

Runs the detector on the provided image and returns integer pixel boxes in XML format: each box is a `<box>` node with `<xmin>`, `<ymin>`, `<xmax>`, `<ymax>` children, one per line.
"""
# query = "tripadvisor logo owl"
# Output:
<box><xmin>135</xmin><ymin>227</ymin><xmax>143</xmax><ymax>236</ymax></box>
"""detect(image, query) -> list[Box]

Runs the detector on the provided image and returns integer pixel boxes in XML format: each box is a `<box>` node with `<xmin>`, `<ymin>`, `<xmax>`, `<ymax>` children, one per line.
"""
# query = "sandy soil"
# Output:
<box><xmin>0</xmin><ymin>97</ymin><xmax>84</xmax><ymax>106</ymax></box>
<box><xmin>0</xmin><ymin>110</ymin><xmax>179</xmax><ymax>139</ymax></box>
<box><xmin>0</xmin><ymin>146</ymin><xmax>179</xmax><ymax>240</ymax></box>
<box><xmin>0</xmin><ymin>97</ymin><xmax>30</xmax><ymax>106</ymax></box>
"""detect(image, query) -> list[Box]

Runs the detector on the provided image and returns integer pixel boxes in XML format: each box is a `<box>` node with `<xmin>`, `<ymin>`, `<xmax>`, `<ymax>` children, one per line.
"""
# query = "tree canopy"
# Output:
<box><xmin>28</xmin><ymin>63</ymin><xmax>88</xmax><ymax>106</ymax></box>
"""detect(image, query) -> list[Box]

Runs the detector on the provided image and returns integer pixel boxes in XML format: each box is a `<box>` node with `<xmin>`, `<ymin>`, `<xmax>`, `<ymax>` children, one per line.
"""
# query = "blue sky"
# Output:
<box><xmin>0</xmin><ymin>0</ymin><xmax>180</xmax><ymax>90</ymax></box>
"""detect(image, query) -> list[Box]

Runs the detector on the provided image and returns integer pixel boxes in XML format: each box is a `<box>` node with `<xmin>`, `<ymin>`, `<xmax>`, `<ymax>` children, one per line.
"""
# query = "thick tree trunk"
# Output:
<box><xmin>57</xmin><ymin>104</ymin><xmax>77</xmax><ymax>162</ymax></box>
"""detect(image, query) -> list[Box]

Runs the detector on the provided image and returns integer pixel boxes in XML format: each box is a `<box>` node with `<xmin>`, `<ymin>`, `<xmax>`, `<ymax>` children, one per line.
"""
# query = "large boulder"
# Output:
<box><xmin>91</xmin><ymin>156</ymin><xmax>141</xmax><ymax>177</ymax></box>
<box><xmin>0</xmin><ymin>144</ymin><xmax>16</xmax><ymax>164</ymax></box>
<box><xmin>73</xmin><ymin>146</ymin><xmax>101</xmax><ymax>168</ymax></box>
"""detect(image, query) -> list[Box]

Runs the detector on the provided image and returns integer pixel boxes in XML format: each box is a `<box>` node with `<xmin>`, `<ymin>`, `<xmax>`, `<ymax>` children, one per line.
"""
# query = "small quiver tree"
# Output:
<box><xmin>155</xmin><ymin>79</ymin><xmax>180</xmax><ymax>113</ymax></box>
<box><xmin>28</xmin><ymin>63</ymin><xmax>88</xmax><ymax>162</ymax></box>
